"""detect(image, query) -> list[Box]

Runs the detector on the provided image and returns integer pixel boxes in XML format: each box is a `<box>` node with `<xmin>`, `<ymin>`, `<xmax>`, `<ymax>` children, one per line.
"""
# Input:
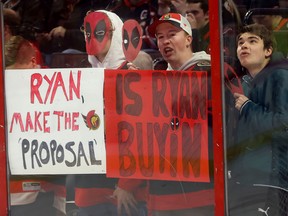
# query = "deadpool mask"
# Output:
<box><xmin>122</xmin><ymin>19</ymin><xmax>143</xmax><ymax>62</ymax></box>
<box><xmin>84</xmin><ymin>12</ymin><xmax>112</xmax><ymax>55</ymax></box>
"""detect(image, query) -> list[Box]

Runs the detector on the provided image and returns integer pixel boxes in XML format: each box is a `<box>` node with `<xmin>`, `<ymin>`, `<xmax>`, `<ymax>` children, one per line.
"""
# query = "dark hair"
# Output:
<box><xmin>186</xmin><ymin>0</ymin><xmax>208</xmax><ymax>13</ymax></box>
<box><xmin>237</xmin><ymin>23</ymin><xmax>275</xmax><ymax>50</ymax></box>
<box><xmin>245</xmin><ymin>0</ymin><xmax>279</xmax><ymax>10</ymax></box>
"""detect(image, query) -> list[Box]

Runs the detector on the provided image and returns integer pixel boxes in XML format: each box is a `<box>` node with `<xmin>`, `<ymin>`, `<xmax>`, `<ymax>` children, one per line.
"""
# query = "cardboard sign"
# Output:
<box><xmin>5</xmin><ymin>68</ymin><xmax>106</xmax><ymax>174</ymax></box>
<box><xmin>104</xmin><ymin>69</ymin><xmax>210</xmax><ymax>182</ymax></box>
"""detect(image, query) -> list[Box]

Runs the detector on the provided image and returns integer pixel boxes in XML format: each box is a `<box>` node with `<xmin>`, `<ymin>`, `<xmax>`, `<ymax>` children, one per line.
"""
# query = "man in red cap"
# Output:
<box><xmin>147</xmin><ymin>12</ymin><xmax>214</xmax><ymax>216</ymax></box>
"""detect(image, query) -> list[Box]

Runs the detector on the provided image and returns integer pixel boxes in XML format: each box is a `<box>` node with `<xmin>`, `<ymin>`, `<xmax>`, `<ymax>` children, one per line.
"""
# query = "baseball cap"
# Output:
<box><xmin>148</xmin><ymin>13</ymin><xmax>192</xmax><ymax>38</ymax></box>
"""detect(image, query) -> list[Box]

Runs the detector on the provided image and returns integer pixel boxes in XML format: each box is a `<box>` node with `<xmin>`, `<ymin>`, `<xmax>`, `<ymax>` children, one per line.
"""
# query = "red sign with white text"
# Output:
<box><xmin>104</xmin><ymin>69</ymin><xmax>210</xmax><ymax>182</ymax></box>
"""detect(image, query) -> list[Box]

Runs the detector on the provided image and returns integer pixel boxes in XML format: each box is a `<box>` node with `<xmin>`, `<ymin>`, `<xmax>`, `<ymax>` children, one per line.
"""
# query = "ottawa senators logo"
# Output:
<box><xmin>163</xmin><ymin>14</ymin><xmax>171</xmax><ymax>20</ymax></box>
<box><xmin>82</xmin><ymin>110</ymin><xmax>100</xmax><ymax>130</ymax></box>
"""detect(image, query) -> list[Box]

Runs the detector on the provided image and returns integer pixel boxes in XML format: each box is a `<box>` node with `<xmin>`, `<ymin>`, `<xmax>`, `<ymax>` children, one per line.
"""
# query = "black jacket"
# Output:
<box><xmin>230</xmin><ymin>58</ymin><xmax>288</xmax><ymax>191</ymax></box>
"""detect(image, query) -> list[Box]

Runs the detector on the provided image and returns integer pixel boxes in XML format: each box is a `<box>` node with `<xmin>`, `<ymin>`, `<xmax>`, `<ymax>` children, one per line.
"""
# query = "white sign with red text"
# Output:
<box><xmin>5</xmin><ymin>68</ymin><xmax>106</xmax><ymax>174</ymax></box>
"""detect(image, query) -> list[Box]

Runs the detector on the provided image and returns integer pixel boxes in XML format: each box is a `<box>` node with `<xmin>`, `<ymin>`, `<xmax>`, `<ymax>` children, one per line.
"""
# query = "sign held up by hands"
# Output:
<box><xmin>6</xmin><ymin>68</ymin><xmax>211</xmax><ymax>183</ymax></box>
<box><xmin>104</xmin><ymin>69</ymin><xmax>210</xmax><ymax>182</ymax></box>
<box><xmin>6</xmin><ymin>68</ymin><xmax>106</xmax><ymax>175</ymax></box>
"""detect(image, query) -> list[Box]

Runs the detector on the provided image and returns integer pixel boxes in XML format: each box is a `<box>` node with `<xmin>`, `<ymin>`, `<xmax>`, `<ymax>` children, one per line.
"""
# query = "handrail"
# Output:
<box><xmin>244</xmin><ymin>8</ymin><xmax>288</xmax><ymax>25</ymax></box>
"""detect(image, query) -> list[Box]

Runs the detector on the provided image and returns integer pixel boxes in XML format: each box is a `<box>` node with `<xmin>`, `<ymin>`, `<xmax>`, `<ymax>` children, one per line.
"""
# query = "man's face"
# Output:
<box><xmin>186</xmin><ymin>2</ymin><xmax>209</xmax><ymax>29</ymax></box>
<box><xmin>84</xmin><ymin>12</ymin><xmax>112</xmax><ymax>55</ymax></box>
<box><xmin>156</xmin><ymin>22</ymin><xmax>191</xmax><ymax>68</ymax></box>
<box><xmin>237</xmin><ymin>32</ymin><xmax>272</xmax><ymax>73</ymax></box>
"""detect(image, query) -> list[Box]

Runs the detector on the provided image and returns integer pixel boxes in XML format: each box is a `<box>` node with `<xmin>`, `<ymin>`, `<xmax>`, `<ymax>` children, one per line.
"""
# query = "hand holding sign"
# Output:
<box><xmin>122</xmin><ymin>19</ymin><xmax>143</xmax><ymax>62</ymax></box>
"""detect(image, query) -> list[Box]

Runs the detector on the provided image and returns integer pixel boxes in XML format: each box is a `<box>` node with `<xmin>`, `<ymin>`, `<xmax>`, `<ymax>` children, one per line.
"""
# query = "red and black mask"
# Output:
<box><xmin>84</xmin><ymin>12</ymin><xmax>112</xmax><ymax>55</ymax></box>
<box><xmin>122</xmin><ymin>19</ymin><xmax>143</xmax><ymax>62</ymax></box>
